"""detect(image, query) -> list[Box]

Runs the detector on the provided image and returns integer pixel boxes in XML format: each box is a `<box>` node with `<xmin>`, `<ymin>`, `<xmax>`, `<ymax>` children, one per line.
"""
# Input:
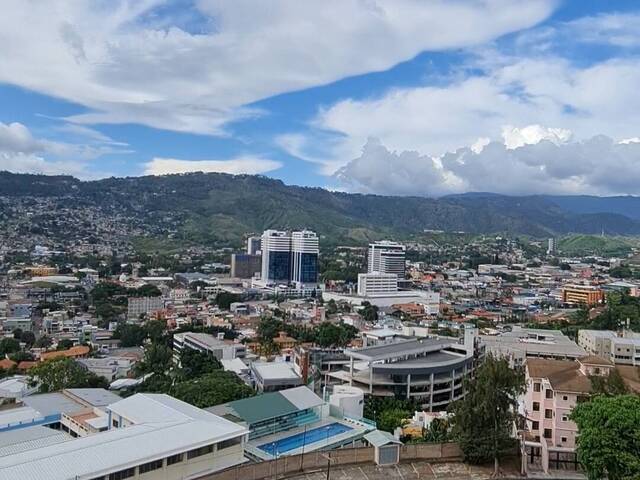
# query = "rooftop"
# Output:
<box><xmin>346</xmin><ymin>337</ymin><xmax>455</xmax><ymax>362</ymax></box>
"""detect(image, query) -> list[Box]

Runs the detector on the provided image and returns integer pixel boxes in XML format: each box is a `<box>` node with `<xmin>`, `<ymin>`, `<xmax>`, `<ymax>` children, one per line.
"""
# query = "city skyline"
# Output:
<box><xmin>2</xmin><ymin>1</ymin><xmax>640</xmax><ymax>197</ymax></box>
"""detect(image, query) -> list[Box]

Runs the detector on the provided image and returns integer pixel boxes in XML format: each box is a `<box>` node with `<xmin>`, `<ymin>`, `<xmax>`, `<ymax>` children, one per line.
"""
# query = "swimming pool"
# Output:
<box><xmin>258</xmin><ymin>422</ymin><xmax>353</xmax><ymax>455</ymax></box>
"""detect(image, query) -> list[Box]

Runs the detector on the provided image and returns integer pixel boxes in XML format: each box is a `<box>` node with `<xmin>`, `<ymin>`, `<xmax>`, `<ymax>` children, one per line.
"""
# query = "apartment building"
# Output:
<box><xmin>578</xmin><ymin>329</ymin><xmax>640</xmax><ymax>366</ymax></box>
<box><xmin>173</xmin><ymin>331</ymin><xmax>246</xmax><ymax>362</ymax></box>
<box><xmin>368</xmin><ymin>241</ymin><xmax>406</xmax><ymax>279</ymax></box>
<box><xmin>127</xmin><ymin>296</ymin><xmax>164</xmax><ymax>320</ymax></box>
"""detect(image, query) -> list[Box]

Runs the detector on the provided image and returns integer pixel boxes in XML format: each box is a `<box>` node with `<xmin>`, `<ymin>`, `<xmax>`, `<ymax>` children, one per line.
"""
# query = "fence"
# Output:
<box><xmin>198</xmin><ymin>443</ymin><xmax>463</xmax><ymax>480</ymax></box>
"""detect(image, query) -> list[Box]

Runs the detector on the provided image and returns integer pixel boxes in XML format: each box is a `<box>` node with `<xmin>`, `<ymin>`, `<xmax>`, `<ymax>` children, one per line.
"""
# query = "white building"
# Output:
<box><xmin>0</xmin><ymin>393</ymin><xmax>248</xmax><ymax>480</ymax></box>
<box><xmin>357</xmin><ymin>272</ymin><xmax>398</xmax><ymax>296</ymax></box>
<box><xmin>173</xmin><ymin>332</ymin><xmax>246</xmax><ymax>362</ymax></box>
<box><xmin>260</xmin><ymin>230</ymin><xmax>292</xmax><ymax>283</ymax></box>
<box><xmin>578</xmin><ymin>329</ymin><xmax>640</xmax><ymax>366</ymax></box>
<box><xmin>329</xmin><ymin>385</ymin><xmax>364</xmax><ymax>419</ymax></box>
<box><xmin>247</xmin><ymin>236</ymin><xmax>262</xmax><ymax>255</ymax></box>
<box><xmin>291</xmin><ymin>230</ymin><xmax>319</xmax><ymax>286</ymax></box>
<box><xmin>368</xmin><ymin>241</ymin><xmax>406</xmax><ymax>279</ymax></box>
<box><xmin>127</xmin><ymin>296</ymin><xmax>164</xmax><ymax>320</ymax></box>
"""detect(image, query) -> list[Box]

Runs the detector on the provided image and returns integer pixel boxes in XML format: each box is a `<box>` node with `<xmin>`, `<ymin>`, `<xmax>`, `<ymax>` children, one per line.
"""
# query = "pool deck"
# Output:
<box><xmin>246</xmin><ymin>417</ymin><xmax>373</xmax><ymax>461</ymax></box>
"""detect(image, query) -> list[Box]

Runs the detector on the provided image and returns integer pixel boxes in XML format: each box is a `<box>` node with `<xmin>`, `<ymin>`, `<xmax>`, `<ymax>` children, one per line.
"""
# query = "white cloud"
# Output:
<box><xmin>0</xmin><ymin>121</ymin><xmax>122</xmax><ymax>178</ymax></box>
<box><xmin>144</xmin><ymin>156</ymin><xmax>282</xmax><ymax>176</ymax></box>
<box><xmin>501</xmin><ymin>124</ymin><xmax>572</xmax><ymax>149</ymax></box>
<box><xmin>0</xmin><ymin>0</ymin><xmax>554</xmax><ymax>135</ymax></box>
<box><xmin>335</xmin><ymin>134</ymin><xmax>640</xmax><ymax>197</ymax></box>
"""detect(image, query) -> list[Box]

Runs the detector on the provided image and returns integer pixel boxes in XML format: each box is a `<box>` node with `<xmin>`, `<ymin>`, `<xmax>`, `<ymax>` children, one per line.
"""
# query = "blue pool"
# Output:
<box><xmin>258</xmin><ymin>422</ymin><xmax>353</xmax><ymax>455</ymax></box>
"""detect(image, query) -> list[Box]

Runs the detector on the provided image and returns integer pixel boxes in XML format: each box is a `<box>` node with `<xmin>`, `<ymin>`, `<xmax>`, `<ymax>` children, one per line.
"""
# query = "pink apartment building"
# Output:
<box><xmin>521</xmin><ymin>355</ymin><xmax>615</xmax><ymax>474</ymax></box>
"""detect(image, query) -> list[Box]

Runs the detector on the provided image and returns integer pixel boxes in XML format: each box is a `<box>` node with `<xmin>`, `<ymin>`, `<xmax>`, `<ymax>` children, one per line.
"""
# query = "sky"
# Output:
<box><xmin>2</xmin><ymin>0</ymin><xmax>640</xmax><ymax>197</ymax></box>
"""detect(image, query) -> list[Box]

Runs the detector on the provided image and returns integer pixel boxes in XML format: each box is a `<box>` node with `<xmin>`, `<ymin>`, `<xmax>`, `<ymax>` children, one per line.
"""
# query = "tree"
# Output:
<box><xmin>113</xmin><ymin>323</ymin><xmax>147</xmax><ymax>347</ymax></box>
<box><xmin>136</xmin><ymin>343</ymin><xmax>173</xmax><ymax>375</ymax></box>
<box><xmin>179</xmin><ymin>349</ymin><xmax>221</xmax><ymax>379</ymax></box>
<box><xmin>28</xmin><ymin>357</ymin><xmax>108</xmax><ymax>392</ymax></box>
<box><xmin>34</xmin><ymin>335</ymin><xmax>53</xmax><ymax>349</ymax></box>
<box><xmin>170</xmin><ymin>371</ymin><xmax>254</xmax><ymax>408</ymax></box>
<box><xmin>315</xmin><ymin>322</ymin><xmax>358</xmax><ymax>347</ymax></box>
<box><xmin>571</xmin><ymin>395</ymin><xmax>640</xmax><ymax>480</ymax></box>
<box><xmin>215</xmin><ymin>292</ymin><xmax>241</xmax><ymax>310</ymax></box>
<box><xmin>0</xmin><ymin>337</ymin><xmax>20</xmax><ymax>356</ymax></box>
<box><xmin>377</xmin><ymin>408</ymin><xmax>410</xmax><ymax>433</ymax></box>
<box><xmin>450</xmin><ymin>354</ymin><xmax>525</xmax><ymax>475</ymax></box>
<box><xmin>12</xmin><ymin>328</ymin><xmax>23</xmax><ymax>339</ymax></box>
<box><xmin>56</xmin><ymin>338</ymin><xmax>75</xmax><ymax>350</ymax></box>
<box><xmin>325</xmin><ymin>299</ymin><xmax>338</xmax><ymax>315</ymax></box>
<box><xmin>360</xmin><ymin>302</ymin><xmax>379</xmax><ymax>322</ymax></box>
<box><xmin>257</xmin><ymin>316</ymin><xmax>283</xmax><ymax>343</ymax></box>
<box><xmin>423</xmin><ymin>417</ymin><xmax>451</xmax><ymax>443</ymax></box>
<box><xmin>20</xmin><ymin>331</ymin><xmax>36</xmax><ymax>347</ymax></box>
<box><xmin>590</xmin><ymin>369</ymin><xmax>629</xmax><ymax>396</ymax></box>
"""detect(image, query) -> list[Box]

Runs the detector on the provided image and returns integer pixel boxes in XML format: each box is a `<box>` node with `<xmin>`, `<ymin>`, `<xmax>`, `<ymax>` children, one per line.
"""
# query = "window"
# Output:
<box><xmin>532</xmin><ymin>421</ymin><xmax>539</xmax><ymax>430</ymax></box>
<box><xmin>545</xmin><ymin>389</ymin><xmax>554</xmax><ymax>399</ymax></box>
<box><xmin>167</xmin><ymin>453</ymin><xmax>183</xmax><ymax>466</ymax></box>
<box><xmin>112</xmin><ymin>419</ymin><xmax>119</xmax><ymax>428</ymax></box>
<box><xmin>544</xmin><ymin>429</ymin><xmax>552</xmax><ymax>439</ymax></box>
<box><xmin>594</xmin><ymin>367</ymin><xmax>600</xmax><ymax>374</ymax></box>
<box><xmin>533</xmin><ymin>402</ymin><xmax>540</xmax><ymax>411</ymax></box>
<box><xmin>139</xmin><ymin>459</ymin><xmax>163</xmax><ymax>474</ymax></box>
<box><xmin>108</xmin><ymin>468</ymin><xmax>135</xmax><ymax>480</ymax></box>
<box><xmin>218</xmin><ymin>437</ymin><xmax>242</xmax><ymax>450</ymax></box>
<box><xmin>187</xmin><ymin>445</ymin><xmax>214</xmax><ymax>459</ymax></box>
<box><xmin>561</xmin><ymin>415</ymin><xmax>568</xmax><ymax>422</ymax></box>
<box><xmin>533</xmin><ymin>382</ymin><xmax>541</xmax><ymax>392</ymax></box>
<box><xmin>545</xmin><ymin>409</ymin><xmax>553</xmax><ymax>419</ymax></box>
<box><xmin>561</xmin><ymin>437</ymin><xmax>567</xmax><ymax>443</ymax></box>
<box><xmin>562</xmin><ymin>395</ymin><xmax>568</xmax><ymax>401</ymax></box>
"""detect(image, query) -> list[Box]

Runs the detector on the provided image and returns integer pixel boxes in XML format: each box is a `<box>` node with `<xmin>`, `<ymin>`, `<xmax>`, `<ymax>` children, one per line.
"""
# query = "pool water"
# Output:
<box><xmin>258</xmin><ymin>422</ymin><xmax>353</xmax><ymax>455</ymax></box>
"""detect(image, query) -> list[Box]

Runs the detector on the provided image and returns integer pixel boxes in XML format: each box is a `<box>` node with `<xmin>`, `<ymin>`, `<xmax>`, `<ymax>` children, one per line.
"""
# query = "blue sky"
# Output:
<box><xmin>2</xmin><ymin>1</ymin><xmax>640</xmax><ymax>196</ymax></box>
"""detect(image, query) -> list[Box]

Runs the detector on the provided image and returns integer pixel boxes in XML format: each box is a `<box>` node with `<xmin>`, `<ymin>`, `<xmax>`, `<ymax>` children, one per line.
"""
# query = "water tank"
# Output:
<box><xmin>329</xmin><ymin>385</ymin><xmax>364</xmax><ymax>419</ymax></box>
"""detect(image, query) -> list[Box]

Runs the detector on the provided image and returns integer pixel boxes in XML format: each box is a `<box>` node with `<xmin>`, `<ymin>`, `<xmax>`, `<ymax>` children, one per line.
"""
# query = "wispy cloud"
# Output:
<box><xmin>144</xmin><ymin>156</ymin><xmax>282</xmax><ymax>176</ymax></box>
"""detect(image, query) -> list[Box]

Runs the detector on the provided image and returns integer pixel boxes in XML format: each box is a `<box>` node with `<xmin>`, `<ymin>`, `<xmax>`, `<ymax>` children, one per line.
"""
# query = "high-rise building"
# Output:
<box><xmin>260</xmin><ymin>229</ymin><xmax>319</xmax><ymax>285</ymax></box>
<box><xmin>247</xmin><ymin>236</ymin><xmax>262</xmax><ymax>255</ymax></box>
<box><xmin>367</xmin><ymin>241</ymin><xmax>406</xmax><ymax>279</ymax></box>
<box><xmin>231</xmin><ymin>253</ymin><xmax>262</xmax><ymax>279</ymax></box>
<box><xmin>291</xmin><ymin>230</ymin><xmax>319</xmax><ymax>285</ymax></box>
<box><xmin>261</xmin><ymin>230</ymin><xmax>292</xmax><ymax>283</ymax></box>
<box><xmin>547</xmin><ymin>237</ymin><xmax>557</xmax><ymax>255</ymax></box>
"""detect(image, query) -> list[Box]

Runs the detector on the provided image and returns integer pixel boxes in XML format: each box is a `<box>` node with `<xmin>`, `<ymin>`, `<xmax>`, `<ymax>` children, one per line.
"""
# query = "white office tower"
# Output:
<box><xmin>247</xmin><ymin>236</ymin><xmax>262</xmax><ymax>255</ymax></box>
<box><xmin>357</xmin><ymin>272</ymin><xmax>398</xmax><ymax>296</ymax></box>
<box><xmin>368</xmin><ymin>241</ymin><xmax>406</xmax><ymax>278</ymax></box>
<box><xmin>547</xmin><ymin>237</ymin><xmax>557</xmax><ymax>255</ymax></box>
<box><xmin>291</xmin><ymin>230</ymin><xmax>319</xmax><ymax>285</ymax></box>
<box><xmin>261</xmin><ymin>230</ymin><xmax>292</xmax><ymax>283</ymax></box>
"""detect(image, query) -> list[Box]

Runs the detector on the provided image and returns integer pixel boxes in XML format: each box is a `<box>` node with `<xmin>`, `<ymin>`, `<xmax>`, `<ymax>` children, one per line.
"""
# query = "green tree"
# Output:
<box><xmin>136</xmin><ymin>343</ymin><xmax>173</xmax><ymax>375</ymax></box>
<box><xmin>12</xmin><ymin>328</ymin><xmax>23</xmax><ymax>339</ymax></box>
<box><xmin>360</xmin><ymin>302</ymin><xmax>379</xmax><ymax>322</ymax></box>
<box><xmin>20</xmin><ymin>331</ymin><xmax>36</xmax><ymax>347</ymax></box>
<box><xmin>215</xmin><ymin>292</ymin><xmax>241</xmax><ymax>310</ymax></box>
<box><xmin>315</xmin><ymin>322</ymin><xmax>358</xmax><ymax>347</ymax></box>
<box><xmin>571</xmin><ymin>395</ymin><xmax>640</xmax><ymax>480</ymax></box>
<box><xmin>450</xmin><ymin>354</ymin><xmax>525</xmax><ymax>474</ymax></box>
<box><xmin>377</xmin><ymin>408</ymin><xmax>410</xmax><ymax>433</ymax></box>
<box><xmin>325</xmin><ymin>299</ymin><xmax>338</xmax><ymax>315</ymax></box>
<box><xmin>179</xmin><ymin>349</ymin><xmax>221</xmax><ymax>379</ymax></box>
<box><xmin>113</xmin><ymin>323</ymin><xmax>147</xmax><ymax>347</ymax></box>
<box><xmin>28</xmin><ymin>357</ymin><xmax>108</xmax><ymax>393</ymax></box>
<box><xmin>0</xmin><ymin>337</ymin><xmax>21</xmax><ymax>356</ymax></box>
<box><xmin>56</xmin><ymin>338</ymin><xmax>75</xmax><ymax>350</ymax></box>
<box><xmin>257</xmin><ymin>316</ymin><xmax>283</xmax><ymax>343</ymax></box>
<box><xmin>423</xmin><ymin>417</ymin><xmax>451</xmax><ymax>443</ymax></box>
<box><xmin>170</xmin><ymin>371</ymin><xmax>254</xmax><ymax>408</ymax></box>
<box><xmin>34</xmin><ymin>335</ymin><xmax>53</xmax><ymax>349</ymax></box>
<box><xmin>590</xmin><ymin>370</ymin><xmax>629</xmax><ymax>396</ymax></box>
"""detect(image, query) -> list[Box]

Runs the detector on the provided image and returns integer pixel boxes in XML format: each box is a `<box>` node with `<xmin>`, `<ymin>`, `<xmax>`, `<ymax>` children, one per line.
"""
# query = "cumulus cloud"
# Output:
<box><xmin>334</xmin><ymin>134</ymin><xmax>640</xmax><ymax>197</ymax></box>
<box><xmin>0</xmin><ymin>121</ymin><xmax>124</xmax><ymax>178</ymax></box>
<box><xmin>144</xmin><ymin>156</ymin><xmax>282</xmax><ymax>176</ymax></box>
<box><xmin>0</xmin><ymin>0</ymin><xmax>554</xmax><ymax>135</ymax></box>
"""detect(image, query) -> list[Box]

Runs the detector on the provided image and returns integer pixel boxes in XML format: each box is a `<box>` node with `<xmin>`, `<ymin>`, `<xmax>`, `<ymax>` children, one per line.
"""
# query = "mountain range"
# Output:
<box><xmin>2</xmin><ymin>171</ymin><xmax>640</xmax><ymax>247</ymax></box>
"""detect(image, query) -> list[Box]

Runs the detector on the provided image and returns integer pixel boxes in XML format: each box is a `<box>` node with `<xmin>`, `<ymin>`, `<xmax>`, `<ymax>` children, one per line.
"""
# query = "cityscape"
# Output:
<box><xmin>0</xmin><ymin>2</ymin><xmax>639</xmax><ymax>480</ymax></box>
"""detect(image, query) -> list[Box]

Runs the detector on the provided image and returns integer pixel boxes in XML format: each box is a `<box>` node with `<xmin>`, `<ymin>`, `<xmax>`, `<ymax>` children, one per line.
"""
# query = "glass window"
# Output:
<box><xmin>218</xmin><ymin>437</ymin><xmax>242</xmax><ymax>450</ymax></box>
<box><xmin>533</xmin><ymin>382</ymin><xmax>541</xmax><ymax>392</ymax></box>
<box><xmin>533</xmin><ymin>402</ymin><xmax>540</xmax><ymax>411</ymax></box>
<box><xmin>187</xmin><ymin>445</ymin><xmax>214</xmax><ymax>459</ymax></box>
<box><xmin>532</xmin><ymin>421</ymin><xmax>539</xmax><ymax>430</ymax></box>
<box><xmin>545</xmin><ymin>409</ymin><xmax>553</xmax><ymax>419</ymax></box>
<box><xmin>544</xmin><ymin>429</ymin><xmax>552</xmax><ymax>439</ymax></box>
<box><xmin>545</xmin><ymin>389</ymin><xmax>554</xmax><ymax>399</ymax></box>
<box><xmin>139</xmin><ymin>459</ymin><xmax>163</xmax><ymax>474</ymax></box>
<box><xmin>108</xmin><ymin>468</ymin><xmax>135</xmax><ymax>480</ymax></box>
<box><xmin>561</xmin><ymin>437</ymin><xmax>567</xmax><ymax>443</ymax></box>
<box><xmin>562</xmin><ymin>395</ymin><xmax>568</xmax><ymax>401</ymax></box>
<box><xmin>167</xmin><ymin>453</ymin><xmax>183</xmax><ymax>466</ymax></box>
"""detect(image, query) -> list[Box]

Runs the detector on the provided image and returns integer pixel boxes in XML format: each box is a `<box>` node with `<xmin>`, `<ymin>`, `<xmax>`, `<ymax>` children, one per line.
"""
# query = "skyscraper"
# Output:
<box><xmin>367</xmin><ymin>241</ymin><xmax>406</xmax><ymax>279</ymax></box>
<box><xmin>261</xmin><ymin>230</ymin><xmax>291</xmax><ymax>282</ymax></box>
<box><xmin>291</xmin><ymin>230</ymin><xmax>319</xmax><ymax>285</ymax></box>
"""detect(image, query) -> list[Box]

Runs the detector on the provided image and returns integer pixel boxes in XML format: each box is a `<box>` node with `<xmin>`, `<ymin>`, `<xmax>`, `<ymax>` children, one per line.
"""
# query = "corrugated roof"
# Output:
<box><xmin>225</xmin><ymin>391</ymin><xmax>297</xmax><ymax>425</ymax></box>
<box><xmin>22</xmin><ymin>392</ymin><xmax>84</xmax><ymax>417</ymax></box>
<box><xmin>0</xmin><ymin>426</ymin><xmax>70</xmax><ymax>457</ymax></box>
<box><xmin>280</xmin><ymin>386</ymin><xmax>323</xmax><ymax>411</ymax></box>
<box><xmin>65</xmin><ymin>388</ymin><xmax>121</xmax><ymax>407</ymax></box>
<box><xmin>364</xmin><ymin>430</ymin><xmax>402</xmax><ymax>447</ymax></box>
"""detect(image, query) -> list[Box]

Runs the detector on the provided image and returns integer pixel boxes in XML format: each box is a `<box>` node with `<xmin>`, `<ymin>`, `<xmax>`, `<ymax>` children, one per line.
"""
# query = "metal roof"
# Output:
<box><xmin>0</xmin><ymin>426</ymin><xmax>70</xmax><ymax>457</ymax></box>
<box><xmin>65</xmin><ymin>388</ymin><xmax>121</xmax><ymax>407</ymax></box>
<box><xmin>21</xmin><ymin>392</ymin><xmax>84</xmax><ymax>417</ymax></box>
<box><xmin>279</xmin><ymin>386</ymin><xmax>323</xmax><ymax>411</ymax></box>
<box><xmin>364</xmin><ymin>430</ymin><xmax>402</xmax><ymax>447</ymax></box>
<box><xmin>346</xmin><ymin>338</ymin><xmax>454</xmax><ymax>362</ymax></box>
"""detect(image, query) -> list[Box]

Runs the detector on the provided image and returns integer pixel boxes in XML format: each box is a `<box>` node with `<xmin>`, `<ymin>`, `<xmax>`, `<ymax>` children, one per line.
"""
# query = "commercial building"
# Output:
<box><xmin>247</xmin><ymin>236</ymin><xmax>262</xmax><ymax>255</ymax></box>
<box><xmin>481</xmin><ymin>326</ymin><xmax>586</xmax><ymax>364</ymax></box>
<box><xmin>260</xmin><ymin>229</ymin><xmax>319</xmax><ymax>286</ymax></box>
<box><xmin>173</xmin><ymin>332</ymin><xmax>246</xmax><ymax>362</ymax></box>
<box><xmin>127</xmin><ymin>296</ymin><xmax>164</xmax><ymax>320</ymax></box>
<box><xmin>250</xmin><ymin>362</ymin><xmax>303</xmax><ymax>393</ymax></box>
<box><xmin>231</xmin><ymin>253</ymin><xmax>262</xmax><ymax>279</ymax></box>
<box><xmin>0</xmin><ymin>393</ymin><xmax>248</xmax><ymax>480</ymax></box>
<box><xmin>578</xmin><ymin>329</ymin><xmax>640</xmax><ymax>366</ymax></box>
<box><xmin>357</xmin><ymin>273</ymin><xmax>398</xmax><ymax>297</ymax></box>
<box><xmin>546</xmin><ymin>238</ymin><xmax>557</xmax><ymax>255</ymax></box>
<box><xmin>330</xmin><ymin>328</ymin><xmax>483</xmax><ymax>411</ymax></box>
<box><xmin>209</xmin><ymin>386</ymin><xmax>373</xmax><ymax>461</ymax></box>
<box><xmin>561</xmin><ymin>284</ymin><xmax>604</xmax><ymax>305</ymax></box>
<box><xmin>368</xmin><ymin>241</ymin><xmax>406</xmax><ymax>279</ymax></box>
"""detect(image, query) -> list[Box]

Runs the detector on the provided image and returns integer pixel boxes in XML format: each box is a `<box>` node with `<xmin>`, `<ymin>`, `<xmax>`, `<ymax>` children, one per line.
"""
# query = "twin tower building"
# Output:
<box><xmin>260</xmin><ymin>229</ymin><xmax>319</xmax><ymax>286</ymax></box>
